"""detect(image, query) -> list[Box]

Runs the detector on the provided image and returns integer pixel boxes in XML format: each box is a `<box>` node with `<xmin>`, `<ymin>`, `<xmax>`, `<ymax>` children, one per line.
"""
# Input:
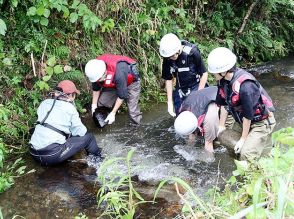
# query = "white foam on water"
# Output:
<box><xmin>173</xmin><ymin>145</ymin><xmax>197</xmax><ymax>161</ymax></box>
<box><xmin>173</xmin><ymin>145</ymin><xmax>215</xmax><ymax>163</ymax></box>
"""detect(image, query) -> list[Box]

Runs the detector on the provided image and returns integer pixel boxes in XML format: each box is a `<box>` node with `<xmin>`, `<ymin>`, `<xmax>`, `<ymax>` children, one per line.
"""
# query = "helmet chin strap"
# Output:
<box><xmin>218</xmin><ymin>71</ymin><xmax>228</xmax><ymax>79</ymax></box>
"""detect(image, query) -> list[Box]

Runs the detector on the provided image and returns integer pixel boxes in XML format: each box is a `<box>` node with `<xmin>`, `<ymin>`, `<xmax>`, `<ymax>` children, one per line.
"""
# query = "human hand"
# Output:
<box><xmin>217</xmin><ymin>126</ymin><xmax>226</xmax><ymax>137</ymax></box>
<box><xmin>234</xmin><ymin>138</ymin><xmax>245</xmax><ymax>154</ymax></box>
<box><xmin>104</xmin><ymin>112</ymin><xmax>116</xmax><ymax>124</ymax></box>
<box><xmin>167</xmin><ymin>101</ymin><xmax>176</xmax><ymax>117</ymax></box>
<box><xmin>91</xmin><ymin>104</ymin><xmax>97</xmax><ymax>115</ymax></box>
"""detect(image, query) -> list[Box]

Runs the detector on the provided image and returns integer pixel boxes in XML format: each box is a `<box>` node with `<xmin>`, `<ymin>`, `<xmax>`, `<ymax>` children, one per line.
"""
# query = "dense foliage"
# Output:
<box><xmin>0</xmin><ymin>0</ymin><xmax>293</xmax><ymax>194</ymax></box>
<box><xmin>209</xmin><ymin>127</ymin><xmax>294</xmax><ymax>218</ymax></box>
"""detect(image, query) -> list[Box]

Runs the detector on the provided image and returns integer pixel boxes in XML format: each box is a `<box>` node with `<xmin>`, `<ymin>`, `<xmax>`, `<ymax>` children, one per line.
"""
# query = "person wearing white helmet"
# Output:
<box><xmin>159</xmin><ymin>33</ymin><xmax>208</xmax><ymax>117</ymax></box>
<box><xmin>85</xmin><ymin>54</ymin><xmax>142</xmax><ymax>125</ymax></box>
<box><xmin>174</xmin><ymin>86</ymin><xmax>219</xmax><ymax>152</ymax></box>
<box><xmin>29</xmin><ymin>80</ymin><xmax>102</xmax><ymax>166</ymax></box>
<box><xmin>207</xmin><ymin>47</ymin><xmax>276</xmax><ymax>161</ymax></box>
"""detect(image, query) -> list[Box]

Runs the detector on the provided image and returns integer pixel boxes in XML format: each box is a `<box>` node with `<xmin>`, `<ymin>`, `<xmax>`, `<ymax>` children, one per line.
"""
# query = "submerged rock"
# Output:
<box><xmin>216</xmin><ymin>129</ymin><xmax>240</xmax><ymax>150</ymax></box>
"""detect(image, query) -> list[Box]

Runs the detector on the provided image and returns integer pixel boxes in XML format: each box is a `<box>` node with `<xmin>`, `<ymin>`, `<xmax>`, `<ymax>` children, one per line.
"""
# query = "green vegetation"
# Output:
<box><xmin>0</xmin><ymin>139</ymin><xmax>27</xmax><ymax>193</ymax></box>
<box><xmin>96</xmin><ymin>149</ymin><xmax>149</xmax><ymax>218</ymax></box>
<box><xmin>0</xmin><ymin>0</ymin><xmax>294</xmax><ymax>216</ymax></box>
<box><xmin>208</xmin><ymin>127</ymin><xmax>294</xmax><ymax>218</ymax></box>
<box><xmin>95</xmin><ymin>128</ymin><xmax>294</xmax><ymax>218</ymax></box>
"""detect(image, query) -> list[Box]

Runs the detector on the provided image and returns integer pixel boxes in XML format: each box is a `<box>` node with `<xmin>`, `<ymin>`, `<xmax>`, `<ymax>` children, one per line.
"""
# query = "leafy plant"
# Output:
<box><xmin>96</xmin><ymin>149</ymin><xmax>148</xmax><ymax>219</ymax></box>
<box><xmin>210</xmin><ymin>128</ymin><xmax>294</xmax><ymax>218</ymax></box>
<box><xmin>154</xmin><ymin>177</ymin><xmax>228</xmax><ymax>218</ymax></box>
<box><xmin>0</xmin><ymin>19</ymin><xmax>6</xmax><ymax>36</ymax></box>
<box><xmin>272</xmin><ymin>127</ymin><xmax>294</xmax><ymax>147</ymax></box>
<box><xmin>0</xmin><ymin>138</ymin><xmax>27</xmax><ymax>193</ymax></box>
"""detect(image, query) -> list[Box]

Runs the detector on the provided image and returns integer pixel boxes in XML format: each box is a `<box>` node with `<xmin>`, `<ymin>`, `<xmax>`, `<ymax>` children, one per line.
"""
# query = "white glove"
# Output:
<box><xmin>167</xmin><ymin>101</ymin><xmax>176</xmax><ymax>117</ymax></box>
<box><xmin>217</xmin><ymin>126</ymin><xmax>226</xmax><ymax>137</ymax></box>
<box><xmin>91</xmin><ymin>104</ymin><xmax>97</xmax><ymax>115</ymax></box>
<box><xmin>104</xmin><ymin>112</ymin><xmax>116</xmax><ymax>124</ymax></box>
<box><xmin>234</xmin><ymin>138</ymin><xmax>245</xmax><ymax>154</ymax></box>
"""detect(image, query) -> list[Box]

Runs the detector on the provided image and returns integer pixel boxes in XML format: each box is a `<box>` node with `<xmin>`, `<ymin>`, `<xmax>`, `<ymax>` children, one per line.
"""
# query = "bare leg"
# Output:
<box><xmin>205</xmin><ymin>140</ymin><xmax>214</xmax><ymax>153</ymax></box>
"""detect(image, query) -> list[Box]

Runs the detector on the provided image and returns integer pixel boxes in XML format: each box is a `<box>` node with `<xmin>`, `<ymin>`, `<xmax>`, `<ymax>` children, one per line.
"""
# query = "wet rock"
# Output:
<box><xmin>136</xmin><ymin>184</ymin><xmax>181</xmax><ymax>203</ymax></box>
<box><xmin>285</xmin><ymin>86</ymin><xmax>294</xmax><ymax>91</ymax></box>
<box><xmin>136</xmin><ymin>198</ymin><xmax>181</xmax><ymax>219</ymax></box>
<box><xmin>163</xmin><ymin>204</ymin><xmax>183</xmax><ymax>218</ymax></box>
<box><xmin>272</xmin><ymin>70</ymin><xmax>294</xmax><ymax>82</ymax></box>
<box><xmin>216</xmin><ymin>129</ymin><xmax>240</xmax><ymax>150</ymax></box>
<box><xmin>52</xmin><ymin>189</ymin><xmax>72</xmax><ymax>202</ymax></box>
<box><xmin>247</xmin><ymin>64</ymin><xmax>275</xmax><ymax>76</ymax></box>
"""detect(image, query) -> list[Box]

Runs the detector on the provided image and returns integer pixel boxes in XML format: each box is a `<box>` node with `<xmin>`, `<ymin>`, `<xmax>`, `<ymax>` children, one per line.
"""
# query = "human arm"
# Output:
<box><xmin>161</xmin><ymin>59</ymin><xmax>175</xmax><ymax>117</ymax></box>
<box><xmin>215</xmin><ymin>86</ymin><xmax>228</xmax><ymax>135</ymax></box>
<box><xmin>234</xmin><ymin>117</ymin><xmax>251</xmax><ymax>153</ymax></box>
<box><xmin>166</xmin><ymin>79</ymin><xmax>176</xmax><ymax>117</ymax></box>
<box><xmin>91</xmin><ymin>82</ymin><xmax>102</xmax><ymax>114</ymax></box>
<box><xmin>91</xmin><ymin>90</ymin><xmax>101</xmax><ymax>114</ymax></box>
<box><xmin>191</xmin><ymin>47</ymin><xmax>207</xmax><ymax>90</ymax></box>
<box><xmin>104</xmin><ymin>97</ymin><xmax>124</xmax><ymax>125</ymax></box>
<box><xmin>217</xmin><ymin>106</ymin><xmax>228</xmax><ymax>136</ymax></box>
<box><xmin>104</xmin><ymin>62</ymin><xmax>128</xmax><ymax>124</ymax></box>
<box><xmin>234</xmin><ymin>81</ymin><xmax>259</xmax><ymax>153</ymax></box>
<box><xmin>198</xmin><ymin>72</ymin><xmax>208</xmax><ymax>90</ymax></box>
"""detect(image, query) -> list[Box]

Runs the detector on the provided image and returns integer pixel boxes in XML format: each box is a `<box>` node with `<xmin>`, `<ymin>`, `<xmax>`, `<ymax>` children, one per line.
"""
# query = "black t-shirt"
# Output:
<box><xmin>92</xmin><ymin>62</ymin><xmax>130</xmax><ymax>100</ymax></box>
<box><xmin>216</xmin><ymin>80</ymin><xmax>261</xmax><ymax>120</ymax></box>
<box><xmin>161</xmin><ymin>42</ymin><xmax>206</xmax><ymax>89</ymax></box>
<box><xmin>239</xmin><ymin>81</ymin><xmax>260</xmax><ymax>120</ymax></box>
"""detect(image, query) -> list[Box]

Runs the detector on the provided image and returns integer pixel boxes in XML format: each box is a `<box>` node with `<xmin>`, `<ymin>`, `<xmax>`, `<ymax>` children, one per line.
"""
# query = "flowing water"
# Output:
<box><xmin>0</xmin><ymin>56</ymin><xmax>293</xmax><ymax>218</ymax></box>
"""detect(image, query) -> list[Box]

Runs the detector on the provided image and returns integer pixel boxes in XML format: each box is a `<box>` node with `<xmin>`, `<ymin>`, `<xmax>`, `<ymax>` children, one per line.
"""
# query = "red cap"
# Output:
<box><xmin>57</xmin><ymin>80</ymin><xmax>80</xmax><ymax>94</ymax></box>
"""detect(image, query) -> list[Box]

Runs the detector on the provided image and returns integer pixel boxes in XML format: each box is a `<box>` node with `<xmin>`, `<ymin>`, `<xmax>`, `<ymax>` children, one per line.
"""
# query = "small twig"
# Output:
<box><xmin>38</xmin><ymin>40</ymin><xmax>48</xmax><ymax>78</ymax></box>
<box><xmin>6</xmin><ymin>144</ymin><xmax>20</xmax><ymax>150</ymax></box>
<box><xmin>41</xmin><ymin>40</ymin><xmax>48</xmax><ymax>65</ymax></box>
<box><xmin>30</xmin><ymin>52</ymin><xmax>36</xmax><ymax>77</ymax></box>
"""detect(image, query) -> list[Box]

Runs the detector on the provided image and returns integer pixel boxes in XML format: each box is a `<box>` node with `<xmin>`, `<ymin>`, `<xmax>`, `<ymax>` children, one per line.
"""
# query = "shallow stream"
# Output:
<box><xmin>0</xmin><ymin>56</ymin><xmax>293</xmax><ymax>218</ymax></box>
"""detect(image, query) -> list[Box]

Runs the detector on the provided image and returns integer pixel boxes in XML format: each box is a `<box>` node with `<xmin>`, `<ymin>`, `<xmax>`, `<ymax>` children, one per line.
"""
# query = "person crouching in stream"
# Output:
<box><xmin>207</xmin><ymin>47</ymin><xmax>276</xmax><ymax>161</ymax></box>
<box><xmin>174</xmin><ymin>86</ymin><xmax>219</xmax><ymax>153</ymax></box>
<box><xmin>29</xmin><ymin>80</ymin><xmax>102</xmax><ymax>166</ymax></box>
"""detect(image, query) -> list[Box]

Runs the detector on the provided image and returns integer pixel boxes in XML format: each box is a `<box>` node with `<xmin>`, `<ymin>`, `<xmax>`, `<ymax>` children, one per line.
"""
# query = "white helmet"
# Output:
<box><xmin>174</xmin><ymin>111</ymin><xmax>198</xmax><ymax>136</ymax></box>
<box><xmin>159</xmin><ymin>33</ymin><xmax>182</xmax><ymax>57</ymax></box>
<box><xmin>207</xmin><ymin>47</ymin><xmax>237</xmax><ymax>74</ymax></box>
<box><xmin>85</xmin><ymin>59</ymin><xmax>106</xmax><ymax>82</ymax></box>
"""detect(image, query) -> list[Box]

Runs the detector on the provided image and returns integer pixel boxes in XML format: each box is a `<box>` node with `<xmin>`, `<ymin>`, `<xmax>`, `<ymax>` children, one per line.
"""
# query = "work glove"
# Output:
<box><xmin>91</xmin><ymin>104</ymin><xmax>97</xmax><ymax>115</ymax></box>
<box><xmin>167</xmin><ymin>101</ymin><xmax>176</xmax><ymax>117</ymax></box>
<box><xmin>217</xmin><ymin>126</ymin><xmax>226</xmax><ymax>137</ymax></box>
<box><xmin>234</xmin><ymin>138</ymin><xmax>245</xmax><ymax>154</ymax></box>
<box><xmin>104</xmin><ymin>112</ymin><xmax>116</xmax><ymax>124</ymax></box>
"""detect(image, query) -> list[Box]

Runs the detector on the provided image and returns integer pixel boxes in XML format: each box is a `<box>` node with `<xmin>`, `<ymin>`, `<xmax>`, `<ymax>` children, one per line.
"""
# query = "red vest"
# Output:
<box><xmin>218</xmin><ymin>69</ymin><xmax>275</xmax><ymax>123</ymax></box>
<box><xmin>97</xmin><ymin>54</ymin><xmax>136</xmax><ymax>88</ymax></box>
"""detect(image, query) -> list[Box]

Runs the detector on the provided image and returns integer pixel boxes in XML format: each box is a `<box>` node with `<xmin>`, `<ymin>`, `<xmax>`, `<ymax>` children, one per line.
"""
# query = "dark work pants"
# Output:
<box><xmin>97</xmin><ymin>80</ymin><xmax>142</xmax><ymax>124</ymax></box>
<box><xmin>30</xmin><ymin>133</ymin><xmax>101</xmax><ymax>166</ymax></box>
